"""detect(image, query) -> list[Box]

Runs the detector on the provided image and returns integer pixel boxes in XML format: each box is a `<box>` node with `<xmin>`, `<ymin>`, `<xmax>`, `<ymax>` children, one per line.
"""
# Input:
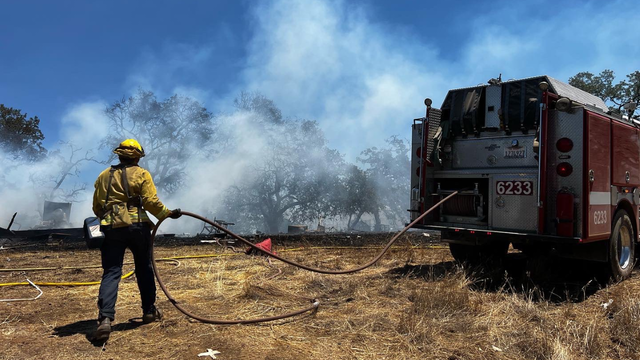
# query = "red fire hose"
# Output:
<box><xmin>150</xmin><ymin>191</ymin><xmax>458</xmax><ymax>324</ymax></box>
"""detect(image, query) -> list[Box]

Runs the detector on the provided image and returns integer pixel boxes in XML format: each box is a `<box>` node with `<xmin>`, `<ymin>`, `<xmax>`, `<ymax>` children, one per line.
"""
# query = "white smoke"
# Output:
<box><xmin>5</xmin><ymin>0</ymin><xmax>639</xmax><ymax>233</ymax></box>
<box><xmin>111</xmin><ymin>0</ymin><xmax>640</xmax><ymax>163</ymax></box>
<box><xmin>59</xmin><ymin>101</ymin><xmax>109</xmax><ymax>152</ymax></box>
<box><xmin>0</xmin><ymin>102</ymin><xmax>109</xmax><ymax>229</ymax></box>
<box><xmin>147</xmin><ymin>0</ymin><xmax>640</xmax><ymax>233</ymax></box>
<box><xmin>1</xmin><ymin>152</ymin><xmax>51</xmax><ymax>229</ymax></box>
<box><xmin>234</xmin><ymin>0</ymin><xmax>449</xmax><ymax>159</ymax></box>
<box><xmin>156</xmin><ymin>110</ymin><xmax>269</xmax><ymax>233</ymax></box>
<box><xmin>232</xmin><ymin>0</ymin><xmax>640</xmax><ymax>155</ymax></box>
<box><xmin>0</xmin><ymin>151</ymin><xmax>85</xmax><ymax>229</ymax></box>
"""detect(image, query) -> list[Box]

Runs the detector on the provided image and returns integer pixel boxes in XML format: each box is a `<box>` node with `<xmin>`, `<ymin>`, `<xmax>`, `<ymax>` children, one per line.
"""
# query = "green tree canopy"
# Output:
<box><xmin>0</xmin><ymin>104</ymin><xmax>47</xmax><ymax>161</ymax></box>
<box><xmin>102</xmin><ymin>90</ymin><xmax>214</xmax><ymax>194</ymax></box>
<box><xmin>569</xmin><ymin>70</ymin><xmax>640</xmax><ymax>119</ymax></box>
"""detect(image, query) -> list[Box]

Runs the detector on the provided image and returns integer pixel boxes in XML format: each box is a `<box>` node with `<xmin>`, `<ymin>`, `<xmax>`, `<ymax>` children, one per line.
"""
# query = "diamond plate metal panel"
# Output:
<box><xmin>547</xmin><ymin>76</ymin><xmax>608</xmax><ymax>112</ymax></box>
<box><xmin>434</xmin><ymin>168</ymin><xmax>534</xmax><ymax>177</ymax></box>
<box><xmin>427</xmin><ymin>109</ymin><xmax>442</xmax><ymax>156</ymax></box>
<box><xmin>485</xmin><ymin>85</ymin><xmax>501</xmax><ymax>128</ymax></box>
<box><xmin>451</xmin><ymin>135</ymin><xmax>538</xmax><ymax>169</ymax></box>
<box><xmin>491</xmin><ymin>174</ymin><xmax>539</xmax><ymax>231</ymax></box>
<box><xmin>545</xmin><ymin>109</ymin><xmax>584</xmax><ymax>236</ymax></box>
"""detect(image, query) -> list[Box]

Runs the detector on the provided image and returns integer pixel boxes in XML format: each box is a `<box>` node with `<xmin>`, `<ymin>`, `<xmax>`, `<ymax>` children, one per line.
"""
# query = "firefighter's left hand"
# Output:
<box><xmin>169</xmin><ymin>208</ymin><xmax>182</xmax><ymax>219</ymax></box>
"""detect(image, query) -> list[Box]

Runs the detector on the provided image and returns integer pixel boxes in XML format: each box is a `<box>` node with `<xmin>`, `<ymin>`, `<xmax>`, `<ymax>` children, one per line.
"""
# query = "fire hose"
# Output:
<box><xmin>0</xmin><ymin>278</ymin><xmax>43</xmax><ymax>303</ymax></box>
<box><xmin>150</xmin><ymin>191</ymin><xmax>458</xmax><ymax>324</ymax></box>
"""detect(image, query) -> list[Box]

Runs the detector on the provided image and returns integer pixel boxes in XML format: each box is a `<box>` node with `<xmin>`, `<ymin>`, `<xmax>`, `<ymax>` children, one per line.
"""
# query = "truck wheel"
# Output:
<box><xmin>449</xmin><ymin>243</ymin><xmax>476</xmax><ymax>264</ymax></box>
<box><xmin>449</xmin><ymin>242</ymin><xmax>508</xmax><ymax>266</ymax></box>
<box><xmin>609</xmin><ymin>211</ymin><xmax>635</xmax><ymax>281</ymax></box>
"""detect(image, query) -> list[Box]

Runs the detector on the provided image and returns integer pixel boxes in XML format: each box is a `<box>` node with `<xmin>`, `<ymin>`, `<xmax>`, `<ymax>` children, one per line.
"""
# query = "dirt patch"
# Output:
<box><xmin>1</xmin><ymin>233</ymin><xmax>639</xmax><ymax>359</ymax></box>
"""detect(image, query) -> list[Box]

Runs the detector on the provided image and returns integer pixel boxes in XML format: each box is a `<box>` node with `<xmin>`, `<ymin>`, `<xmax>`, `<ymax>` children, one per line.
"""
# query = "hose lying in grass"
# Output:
<box><xmin>0</xmin><ymin>238</ymin><xmax>445</xmax><ymax>286</ymax></box>
<box><xmin>0</xmin><ymin>278</ymin><xmax>43</xmax><ymax>302</ymax></box>
<box><xmin>150</xmin><ymin>191</ymin><xmax>458</xmax><ymax>324</ymax></box>
<box><xmin>0</xmin><ymin>270</ymin><xmax>135</xmax><ymax>287</ymax></box>
<box><xmin>0</xmin><ymin>259</ymin><xmax>180</xmax><ymax>287</ymax></box>
<box><xmin>0</xmin><ymin>258</ymin><xmax>181</xmax><ymax>273</ymax></box>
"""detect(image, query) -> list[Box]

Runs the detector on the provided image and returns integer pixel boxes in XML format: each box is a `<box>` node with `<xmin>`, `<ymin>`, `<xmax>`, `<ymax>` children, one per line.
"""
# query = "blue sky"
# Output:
<box><xmin>2</xmin><ymin>0</ymin><xmax>639</xmax><ymax>156</ymax></box>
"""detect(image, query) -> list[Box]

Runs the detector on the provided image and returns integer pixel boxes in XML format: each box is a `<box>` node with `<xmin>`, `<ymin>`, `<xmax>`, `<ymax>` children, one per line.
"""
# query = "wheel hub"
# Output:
<box><xmin>618</xmin><ymin>225</ymin><xmax>632</xmax><ymax>269</ymax></box>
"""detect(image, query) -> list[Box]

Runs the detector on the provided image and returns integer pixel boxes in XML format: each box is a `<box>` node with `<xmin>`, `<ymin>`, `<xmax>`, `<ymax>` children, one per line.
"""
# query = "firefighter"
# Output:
<box><xmin>92</xmin><ymin>139</ymin><xmax>181</xmax><ymax>342</ymax></box>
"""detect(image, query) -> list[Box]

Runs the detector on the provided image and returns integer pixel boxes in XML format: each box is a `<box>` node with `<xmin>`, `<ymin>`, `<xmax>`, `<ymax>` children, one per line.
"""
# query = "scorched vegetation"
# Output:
<box><xmin>1</xmin><ymin>234</ymin><xmax>640</xmax><ymax>359</ymax></box>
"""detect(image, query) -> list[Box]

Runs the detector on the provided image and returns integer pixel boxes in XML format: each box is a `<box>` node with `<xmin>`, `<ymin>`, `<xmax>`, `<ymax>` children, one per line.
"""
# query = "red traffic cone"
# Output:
<box><xmin>246</xmin><ymin>238</ymin><xmax>274</xmax><ymax>255</ymax></box>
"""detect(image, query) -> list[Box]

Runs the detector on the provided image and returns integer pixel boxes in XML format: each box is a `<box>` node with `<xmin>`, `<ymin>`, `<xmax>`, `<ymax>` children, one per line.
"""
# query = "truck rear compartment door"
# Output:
<box><xmin>585</xmin><ymin>112</ymin><xmax>611</xmax><ymax>240</ymax></box>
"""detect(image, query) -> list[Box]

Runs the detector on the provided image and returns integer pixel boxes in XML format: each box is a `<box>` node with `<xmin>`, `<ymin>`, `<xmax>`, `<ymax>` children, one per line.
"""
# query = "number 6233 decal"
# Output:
<box><xmin>593</xmin><ymin>211</ymin><xmax>607</xmax><ymax>225</ymax></box>
<box><xmin>496</xmin><ymin>181</ymin><xmax>533</xmax><ymax>195</ymax></box>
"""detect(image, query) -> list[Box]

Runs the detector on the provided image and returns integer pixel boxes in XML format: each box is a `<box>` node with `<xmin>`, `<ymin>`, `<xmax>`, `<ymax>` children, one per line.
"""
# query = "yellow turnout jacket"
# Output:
<box><xmin>92</xmin><ymin>165</ymin><xmax>171</xmax><ymax>226</ymax></box>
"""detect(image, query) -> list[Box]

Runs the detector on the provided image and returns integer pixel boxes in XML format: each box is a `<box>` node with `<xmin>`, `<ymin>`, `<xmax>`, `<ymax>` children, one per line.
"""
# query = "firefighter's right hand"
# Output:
<box><xmin>169</xmin><ymin>209</ymin><xmax>182</xmax><ymax>219</ymax></box>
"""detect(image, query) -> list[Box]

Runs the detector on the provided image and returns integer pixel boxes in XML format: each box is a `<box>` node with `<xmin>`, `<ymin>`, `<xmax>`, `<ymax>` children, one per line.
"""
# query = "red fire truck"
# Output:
<box><xmin>410</xmin><ymin>75</ymin><xmax>637</xmax><ymax>279</ymax></box>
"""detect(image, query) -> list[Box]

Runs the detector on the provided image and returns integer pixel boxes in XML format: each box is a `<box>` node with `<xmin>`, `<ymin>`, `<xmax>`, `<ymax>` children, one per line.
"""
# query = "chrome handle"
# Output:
<box><xmin>589</xmin><ymin>169</ymin><xmax>595</xmax><ymax>183</ymax></box>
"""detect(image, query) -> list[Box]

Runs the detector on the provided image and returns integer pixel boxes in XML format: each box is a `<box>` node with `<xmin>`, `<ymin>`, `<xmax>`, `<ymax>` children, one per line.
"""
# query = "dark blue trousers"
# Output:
<box><xmin>97</xmin><ymin>223</ymin><xmax>156</xmax><ymax>321</ymax></box>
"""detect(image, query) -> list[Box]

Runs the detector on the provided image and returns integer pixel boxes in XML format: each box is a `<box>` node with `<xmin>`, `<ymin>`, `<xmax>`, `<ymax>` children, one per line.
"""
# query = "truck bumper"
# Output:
<box><xmin>411</xmin><ymin>224</ymin><xmax>608</xmax><ymax>262</ymax></box>
<box><xmin>413</xmin><ymin>224</ymin><xmax>582</xmax><ymax>244</ymax></box>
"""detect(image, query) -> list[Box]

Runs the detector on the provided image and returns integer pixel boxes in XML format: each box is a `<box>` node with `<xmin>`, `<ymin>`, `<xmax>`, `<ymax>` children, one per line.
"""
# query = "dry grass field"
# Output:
<box><xmin>2</xmin><ymin>233</ymin><xmax>640</xmax><ymax>360</ymax></box>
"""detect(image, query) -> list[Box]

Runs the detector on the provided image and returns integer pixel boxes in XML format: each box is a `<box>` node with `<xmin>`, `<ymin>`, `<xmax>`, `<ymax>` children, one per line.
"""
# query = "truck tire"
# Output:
<box><xmin>449</xmin><ymin>242</ymin><xmax>509</xmax><ymax>267</ymax></box>
<box><xmin>609</xmin><ymin>211</ymin><xmax>635</xmax><ymax>281</ymax></box>
<box><xmin>449</xmin><ymin>243</ymin><xmax>476</xmax><ymax>264</ymax></box>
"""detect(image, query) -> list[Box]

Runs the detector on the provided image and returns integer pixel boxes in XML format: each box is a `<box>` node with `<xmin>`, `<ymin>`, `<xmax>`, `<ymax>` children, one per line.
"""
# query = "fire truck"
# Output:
<box><xmin>410</xmin><ymin>75</ymin><xmax>637</xmax><ymax>279</ymax></box>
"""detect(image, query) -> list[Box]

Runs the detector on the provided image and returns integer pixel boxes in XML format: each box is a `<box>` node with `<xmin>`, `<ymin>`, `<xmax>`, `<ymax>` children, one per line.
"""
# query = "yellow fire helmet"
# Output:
<box><xmin>113</xmin><ymin>138</ymin><xmax>146</xmax><ymax>158</ymax></box>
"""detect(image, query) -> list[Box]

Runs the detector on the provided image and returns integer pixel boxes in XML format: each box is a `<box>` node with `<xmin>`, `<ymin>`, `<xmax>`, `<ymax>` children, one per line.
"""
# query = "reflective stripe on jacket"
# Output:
<box><xmin>92</xmin><ymin>165</ymin><xmax>171</xmax><ymax>226</ymax></box>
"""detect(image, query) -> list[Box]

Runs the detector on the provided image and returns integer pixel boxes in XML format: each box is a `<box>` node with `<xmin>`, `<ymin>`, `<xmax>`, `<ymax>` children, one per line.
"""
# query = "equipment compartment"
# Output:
<box><xmin>434</xmin><ymin>178</ymin><xmax>488</xmax><ymax>226</ymax></box>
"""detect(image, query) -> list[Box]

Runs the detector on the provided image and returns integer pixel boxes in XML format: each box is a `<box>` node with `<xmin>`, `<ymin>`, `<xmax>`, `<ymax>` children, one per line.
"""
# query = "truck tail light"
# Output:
<box><xmin>557</xmin><ymin>162</ymin><xmax>573</xmax><ymax>177</ymax></box>
<box><xmin>556</xmin><ymin>138</ymin><xmax>573</xmax><ymax>152</ymax></box>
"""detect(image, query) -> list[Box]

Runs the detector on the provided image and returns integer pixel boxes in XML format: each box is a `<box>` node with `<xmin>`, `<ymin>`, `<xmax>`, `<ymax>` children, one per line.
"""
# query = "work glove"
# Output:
<box><xmin>169</xmin><ymin>208</ymin><xmax>182</xmax><ymax>219</ymax></box>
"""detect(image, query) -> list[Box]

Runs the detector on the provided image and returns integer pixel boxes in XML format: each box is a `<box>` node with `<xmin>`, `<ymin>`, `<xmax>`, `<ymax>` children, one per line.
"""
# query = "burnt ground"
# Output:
<box><xmin>2</xmin><ymin>231</ymin><xmax>640</xmax><ymax>360</ymax></box>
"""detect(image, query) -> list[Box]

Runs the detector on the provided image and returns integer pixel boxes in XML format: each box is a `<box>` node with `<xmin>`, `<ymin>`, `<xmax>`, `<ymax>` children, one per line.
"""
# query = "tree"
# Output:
<box><xmin>341</xmin><ymin>165</ymin><xmax>378</xmax><ymax>230</ymax></box>
<box><xmin>356</xmin><ymin>136</ymin><xmax>411</xmax><ymax>231</ymax></box>
<box><xmin>221</xmin><ymin>96</ymin><xmax>344</xmax><ymax>233</ymax></box>
<box><xmin>23</xmin><ymin>142</ymin><xmax>97</xmax><ymax>206</ymax></box>
<box><xmin>102</xmin><ymin>90</ymin><xmax>214</xmax><ymax>194</ymax></box>
<box><xmin>234</xmin><ymin>91</ymin><xmax>283</xmax><ymax>124</ymax></box>
<box><xmin>569</xmin><ymin>70</ymin><xmax>640</xmax><ymax>119</ymax></box>
<box><xmin>0</xmin><ymin>104</ymin><xmax>47</xmax><ymax>161</ymax></box>
<box><xmin>45</xmin><ymin>142</ymin><xmax>96</xmax><ymax>202</ymax></box>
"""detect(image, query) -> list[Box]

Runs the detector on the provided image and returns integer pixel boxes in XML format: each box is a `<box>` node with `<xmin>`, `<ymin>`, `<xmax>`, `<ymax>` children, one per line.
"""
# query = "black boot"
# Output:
<box><xmin>142</xmin><ymin>307</ymin><xmax>163</xmax><ymax>324</ymax></box>
<box><xmin>95</xmin><ymin>317</ymin><xmax>111</xmax><ymax>341</ymax></box>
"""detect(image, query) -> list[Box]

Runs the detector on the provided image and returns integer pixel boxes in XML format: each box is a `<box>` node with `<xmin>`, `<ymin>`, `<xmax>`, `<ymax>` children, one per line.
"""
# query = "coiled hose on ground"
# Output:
<box><xmin>150</xmin><ymin>191</ymin><xmax>458</xmax><ymax>324</ymax></box>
